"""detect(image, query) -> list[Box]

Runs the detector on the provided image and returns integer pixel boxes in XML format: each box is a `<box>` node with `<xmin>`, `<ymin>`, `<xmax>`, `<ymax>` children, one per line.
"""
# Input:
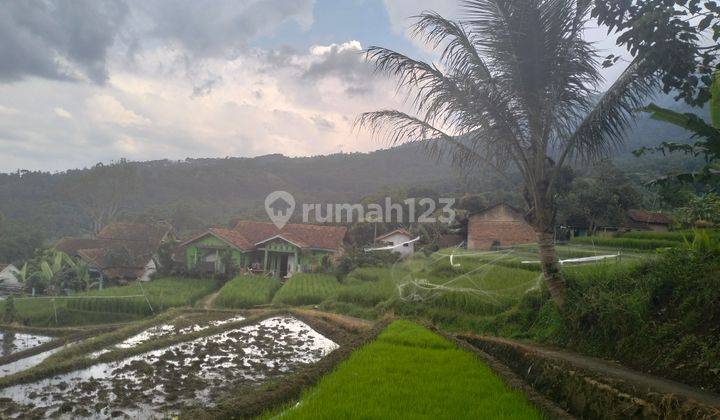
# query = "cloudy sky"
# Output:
<box><xmin>0</xmin><ymin>0</ymin><xmax>624</xmax><ymax>172</ymax></box>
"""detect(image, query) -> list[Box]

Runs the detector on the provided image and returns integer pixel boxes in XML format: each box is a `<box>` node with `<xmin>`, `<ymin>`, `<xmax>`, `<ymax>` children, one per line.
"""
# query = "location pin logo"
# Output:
<box><xmin>265</xmin><ymin>190</ymin><xmax>295</xmax><ymax>229</ymax></box>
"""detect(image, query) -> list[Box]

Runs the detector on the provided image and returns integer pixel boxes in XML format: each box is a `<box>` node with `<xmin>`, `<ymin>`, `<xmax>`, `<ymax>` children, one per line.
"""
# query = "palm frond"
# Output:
<box><xmin>559</xmin><ymin>58</ymin><xmax>660</xmax><ymax>164</ymax></box>
<box><xmin>356</xmin><ymin>109</ymin><xmax>509</xmax><ymax>175</ymax></box>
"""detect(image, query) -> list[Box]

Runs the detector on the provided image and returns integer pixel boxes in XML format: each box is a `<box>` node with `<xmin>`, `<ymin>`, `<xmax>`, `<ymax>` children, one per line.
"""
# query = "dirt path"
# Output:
<box><xmin>292</xmin><ymin>308</ymin><xmax>373</xmax><ymax>331</ymax></box>
<box><xmin>468</xmin><ymin>335</ymin><xmax>720</xmax><ymax>408</ymax></box>
<box><xmin>200</xmin><ymin>291</ymin><xmax>220</xmax><ymax>310</ymax></box>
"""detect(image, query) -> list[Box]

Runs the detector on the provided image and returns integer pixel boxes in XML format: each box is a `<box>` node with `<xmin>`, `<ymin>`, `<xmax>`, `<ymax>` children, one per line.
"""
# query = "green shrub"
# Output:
<box><xmin>272</xmin><ymin>274</ymin><xmax>340</xmax><ymax>306</ymax></box>
<box><xmin>215</xmin><ymin>275</ymin><xmax>281</xmax><ymax>308</ymax></box>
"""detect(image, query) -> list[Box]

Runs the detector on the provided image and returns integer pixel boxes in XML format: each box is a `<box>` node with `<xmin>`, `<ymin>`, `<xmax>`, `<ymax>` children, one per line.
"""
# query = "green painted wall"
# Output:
<box><xmin>185</xmin><ymin>234</ymin><xmax>336</xmax><ymax>275</ymax></box>
<box><xmin>186</xmin><ymin>234</ymin><xmax>250</xmax><ymax>271</ymax></box>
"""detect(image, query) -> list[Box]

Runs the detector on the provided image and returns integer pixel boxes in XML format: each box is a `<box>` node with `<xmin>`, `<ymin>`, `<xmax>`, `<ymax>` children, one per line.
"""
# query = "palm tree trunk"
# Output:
<box><xmin>536</xmin><ymin>231</ymin><xmax>566</xmax><ymax>308</ymax></box>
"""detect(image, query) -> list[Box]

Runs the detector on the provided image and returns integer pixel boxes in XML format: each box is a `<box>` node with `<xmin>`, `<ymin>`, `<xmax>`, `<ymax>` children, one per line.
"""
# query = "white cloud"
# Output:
<box><xmin>86</xmin><ymin>94</ymin><xmax>149</xmax><ymax>126</ymax></box>
<box><xmin>54</xmin><ymin>107</ymin><xmax>73</xmax><ymax>119</ymax></box>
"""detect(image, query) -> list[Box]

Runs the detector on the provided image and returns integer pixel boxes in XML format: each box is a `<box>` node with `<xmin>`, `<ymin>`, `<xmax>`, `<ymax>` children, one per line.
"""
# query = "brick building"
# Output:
<box><xmin>467</xmin><ymin>203</ymin><xmax>536</xmax><ymax>250</ymax></box>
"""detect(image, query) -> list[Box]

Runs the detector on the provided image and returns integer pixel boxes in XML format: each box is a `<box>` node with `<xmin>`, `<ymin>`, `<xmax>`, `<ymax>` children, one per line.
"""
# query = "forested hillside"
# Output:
<box><xmin>0</xmin><ymin>94</ymin><xmax>705</xmax><ymax>243</ymax></box>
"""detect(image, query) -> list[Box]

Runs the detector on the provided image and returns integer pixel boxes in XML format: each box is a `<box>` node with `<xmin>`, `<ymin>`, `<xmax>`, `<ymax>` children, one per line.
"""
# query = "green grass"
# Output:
<box><xmin>0</xmin><ymin>298</ymin><xmax>144</xmax><ymax>327</ymax></box>
<box><xmin>615</xmin><ymin>229</ymin><xmax>720</xmax><ymax>242</ymax></box>
<box><xmin>215</xmin><ymin>275</ymin><xmax>281</xmax><ymax>308</ymax></box>
<box><xmin>277</xmin><ymin>320</ymin><xmax>541</xmax><ymax>419</ymax></box>
<box><xmin>67</xmin><ymin>277</ymin><xmax>218</xmax><ymax>315</ymax></box>
<box><xmin>272</xmin><ymin>274</ymin><xmax>340</xmax><ymax>306</ymax></box>
<box><xmin>570</xmin><ymin>236</ymin><xmax>678</xmax><ymax>250</ymax></box>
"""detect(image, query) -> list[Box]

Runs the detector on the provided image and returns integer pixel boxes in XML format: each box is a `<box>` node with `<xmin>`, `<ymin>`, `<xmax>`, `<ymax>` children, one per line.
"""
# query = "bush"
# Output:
<box><xmin>215</xmin><ymin>275</ymin><xmax>281</xmax><ymax>308</ymax></box>
<box><xmin>272</xmin><ymin>274</ymin><xmax>340</xmax><ymax>306</ymax></box>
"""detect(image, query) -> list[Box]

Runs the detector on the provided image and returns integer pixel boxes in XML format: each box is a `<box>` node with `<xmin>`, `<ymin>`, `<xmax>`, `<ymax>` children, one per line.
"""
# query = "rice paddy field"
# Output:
<box><xmin>272</xmin><ymin>274</ymin><xmax>340</xmax><ymax>306</ymax></box>
<box><xmin>0</xmin><ymin>277</ymin><xmax>219</xmax><ymax>327</ymax></box>
<box><xmin>0</xmin><ymin>311</ymin><xmax>340</xmax><ymax>418</ymax></box>
<box><xmin>215</xmin><ymin>276</ymin><xmax>282</xmax><ymax>308</ymax></box>
<box><xmin>275</xmin><ymin>320</ymin><xmax>541</xmax><ymax>419</ymax></box>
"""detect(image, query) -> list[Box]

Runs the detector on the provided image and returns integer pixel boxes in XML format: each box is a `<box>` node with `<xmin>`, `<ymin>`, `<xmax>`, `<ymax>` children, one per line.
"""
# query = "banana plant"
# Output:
<box><xmin>12</xmin><ymin>263</ymin><xmax>28</xmax><ymax>284</ymax></box>
<box><xmin>634</xmin><ymin>72</ymin><xmax>720</xmax><ymax>184</ymax></box>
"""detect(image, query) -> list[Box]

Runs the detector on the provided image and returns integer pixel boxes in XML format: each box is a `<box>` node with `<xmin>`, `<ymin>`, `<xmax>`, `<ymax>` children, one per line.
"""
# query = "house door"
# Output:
<box><xmin>279</xmin><ymin>254</ymin><xmax>288</xmax><ymax>278</ymax></box>
<box><xmin>286</xmin><ymin>254</ymin><xmax>295</xmax><ymax>277</ymax></box>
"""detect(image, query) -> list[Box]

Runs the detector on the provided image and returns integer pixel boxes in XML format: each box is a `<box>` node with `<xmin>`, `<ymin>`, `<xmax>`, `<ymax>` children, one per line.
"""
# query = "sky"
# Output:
<box><xmin>0</xmin><ymin>0</ymin><xmax>625</xmax><ymax>172</ymax></box>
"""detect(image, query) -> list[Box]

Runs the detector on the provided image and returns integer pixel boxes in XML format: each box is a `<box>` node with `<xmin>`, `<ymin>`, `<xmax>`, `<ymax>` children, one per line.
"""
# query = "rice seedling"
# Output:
<box><xmin>215</xmin><ymin>275</ymin><xmax>281</xmax><ymax>308</ymax></box>
<box><xmin>272</xmin><ymin>274</ymin><xmax>340</xmax><ymax>306</ymax></box>
<box><xmin>276</xmin><ymin>320</ymin><xmax>541</xmax><ymax>419</ymax></box>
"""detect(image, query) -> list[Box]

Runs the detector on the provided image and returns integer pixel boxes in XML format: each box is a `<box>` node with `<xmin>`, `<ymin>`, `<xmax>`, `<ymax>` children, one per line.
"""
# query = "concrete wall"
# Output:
<box><xmin>379</xmin><ymin>233</ymin><xmax>414</xmax><ymax>258</ymax></box>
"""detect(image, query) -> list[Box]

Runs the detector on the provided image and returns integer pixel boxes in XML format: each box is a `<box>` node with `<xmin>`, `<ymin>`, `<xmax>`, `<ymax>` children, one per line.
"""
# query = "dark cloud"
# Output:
<box><xmin>311</xmin><ymin>115</ymin><xmax>336</xmax><ymax>131</ymax></box>
<box><xmin>191</xmin><ymin>76</ymin><xmax>222</xmax><ymax>98</ymax></box>
<box><xmin>0</xmin><ymin>0</ymin><xmax>315</xmax><ymax>85</ymax></box>
<box><xmin>258</xmin><ymin>45</ymin><xmax>301</xmax><ymax>71</ymax></box>
<box><xmin>0</xmin><ymin>0</ymin><xmax>129</xmax><ymax>83</ymax></box>
<box><xmin>302</xmin><ymin>42</ymin><xmax>375</xmax><ymax>96</ymax></box>
<box><xmin>137</xmin><ymin>0</ymin><xmax>314</xmax><ymax>57</ymax></box>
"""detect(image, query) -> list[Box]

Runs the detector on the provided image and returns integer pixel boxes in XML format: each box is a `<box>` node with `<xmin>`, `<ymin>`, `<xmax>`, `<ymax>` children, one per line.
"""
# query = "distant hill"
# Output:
<box><xmin>0</xmin><ymin>93</ymin><xmax>706</xmax><ymax>239</ymax></box>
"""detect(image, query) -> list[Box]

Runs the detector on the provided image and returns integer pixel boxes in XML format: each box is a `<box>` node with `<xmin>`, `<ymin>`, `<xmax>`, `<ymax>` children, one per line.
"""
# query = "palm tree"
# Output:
<box><xmin>358</xmin><ymin>0</ymin><xmax>659</xmax><ymax>307</ymax></box>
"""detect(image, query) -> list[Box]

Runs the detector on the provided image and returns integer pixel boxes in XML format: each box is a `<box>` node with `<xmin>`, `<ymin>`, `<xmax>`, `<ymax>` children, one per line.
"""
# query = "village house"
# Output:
<box><xmin>568</xmin><ymin>209</ymin><xmax>674</xmax><ymax>237</ymax></box>
<box><xmin>55</xmin><ymin>222</ymin><xmax>174</xmax><ymax>282</ymax></box>
<box><xmin>374</xmin><ymin>228</ymin><xmax>415</xmax><ymax>258</ymax></box>
<box><xmin>179</xmin><ymin>221</ymin><xmax>346</xmax><ymax>278</ymax></box>
<box><xmin>625</xmin><ymin>209</ymin><xmax>673</xmax><ymax>232</ymax></box>
<box><xmin>467</xmin><ymin>203</ymin><xmax>536</xmax><ymax>250</ymax></box>
<box><xmin>0</xmin><ymin>264</ymin><xmax>22</xmax><ymax>292</ymax></box>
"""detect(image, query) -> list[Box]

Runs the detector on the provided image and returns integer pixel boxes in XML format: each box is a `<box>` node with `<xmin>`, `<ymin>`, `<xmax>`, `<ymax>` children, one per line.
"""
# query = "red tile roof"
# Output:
<box><xmin>231</xmin><ymin>221</ymin><xmax>347</xmax><ymax>251</ymax></box>
<box><xmin>54</xmin><ymin>222</ymin><xmax>172</xmax><ymax>279</ymax></box>
<box><xmin>628</xmin><ymin>209</ymin><xmax>673</xmax><ymax>225</ymax></box>
<box><xmin>208</xmin><ymin>228</ymin><xmax>255</xmax><ymax>251</ymax></box>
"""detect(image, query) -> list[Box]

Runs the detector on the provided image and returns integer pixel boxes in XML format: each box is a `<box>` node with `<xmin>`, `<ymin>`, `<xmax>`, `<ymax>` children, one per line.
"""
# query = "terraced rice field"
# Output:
<box><xmin>216</xmin><ymin>276</ymin><xmax>282</xmax><ymax>308</ymax></box>
<box><xmin>272</xmin><ymin>274</ymin><xmax>340</xmax><ymax>306</ymax></box>
<box><xmin>278</xmin><ymin>320</ymin><xmax>541</xmax><ymax>419</ymax></box>
<box><xmin>0</xmin><ymin>315</ymin><xmax>338</xmax><ymax>418</ymax></box>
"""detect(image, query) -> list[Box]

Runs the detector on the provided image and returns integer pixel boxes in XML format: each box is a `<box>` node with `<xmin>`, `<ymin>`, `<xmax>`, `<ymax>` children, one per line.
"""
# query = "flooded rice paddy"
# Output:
<box><xmin>0</xmin><ymin>316</ymin><xmax>338</xmax><ymax>418</ymax></box>
<box><xmin>90</xmin><ymin>314</ymin><xmax>247</xmax><ymax>358</ymax></box>
<box><xmin>0</xmin><ymin>331</ymin><xmax>53</xmax><ymax>357</ymax></box>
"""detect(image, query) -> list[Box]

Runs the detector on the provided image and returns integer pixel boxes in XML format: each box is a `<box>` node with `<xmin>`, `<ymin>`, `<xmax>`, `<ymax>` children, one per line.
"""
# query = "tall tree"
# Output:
<box><xmin>359</xmin><ymin>0</ymin><xmax>660</xmax><ymax>307</ymax></box>
<box><xmin>59</xmin><ymin>160</ymin><xmax>139</xmax><ymax>235</ymax></box>
<box><xmin>593</xmin><ymin>0</ymin><xmax>720</xmax><ymax>106</ymax></box>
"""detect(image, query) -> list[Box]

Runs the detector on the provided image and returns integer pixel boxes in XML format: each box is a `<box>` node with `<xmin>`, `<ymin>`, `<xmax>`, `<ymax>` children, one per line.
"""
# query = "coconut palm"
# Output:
<box><xmin>358</xmin><ymin>0</ymin><xmax>659</xmax><ymax>307</ymax></box>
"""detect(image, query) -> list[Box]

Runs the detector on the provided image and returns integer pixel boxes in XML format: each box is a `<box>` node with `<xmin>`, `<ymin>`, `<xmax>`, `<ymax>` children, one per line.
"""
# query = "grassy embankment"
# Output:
<box><xmin>275</xmin><ymin>320</ymin><xmax>542</xmax><ymax>419</ymax></box>
<box><xmin>439</xmin><ymin>231</ymin><xmax>720</xmax><ymax>393</ymax></box>
<box><xmin>0</xmin><ymin>277</ymin><xmax>218</xmax><ymax>327</ymax></box>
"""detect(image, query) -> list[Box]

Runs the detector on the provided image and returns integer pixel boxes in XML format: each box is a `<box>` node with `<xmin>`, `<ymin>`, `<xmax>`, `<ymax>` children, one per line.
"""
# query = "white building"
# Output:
<box><xmin>375</xmin><ymin>229</ymin><xmax>415</xmax><ymax>258</ymax></box>
<box><xmin>0</xmin><ymin>264</ymin><xmax>22</xmax><ymax>290</ymax></box>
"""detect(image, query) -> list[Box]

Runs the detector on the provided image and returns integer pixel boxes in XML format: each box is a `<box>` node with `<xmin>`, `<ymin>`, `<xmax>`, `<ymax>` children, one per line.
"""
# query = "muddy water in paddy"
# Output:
<box><xmin>0</xmin><ymin>331</ymin><xmax>53</xmax><ymax>356</ymax></box>
<box><xmin>90</xmin><ymin>314</ymin><xmax>247</xmax><ymax>358</ymax></box>
<box><xmin>0</xmin><ymin>316</ymin><xmax>338</xmax><ymax>418</ymax></box>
